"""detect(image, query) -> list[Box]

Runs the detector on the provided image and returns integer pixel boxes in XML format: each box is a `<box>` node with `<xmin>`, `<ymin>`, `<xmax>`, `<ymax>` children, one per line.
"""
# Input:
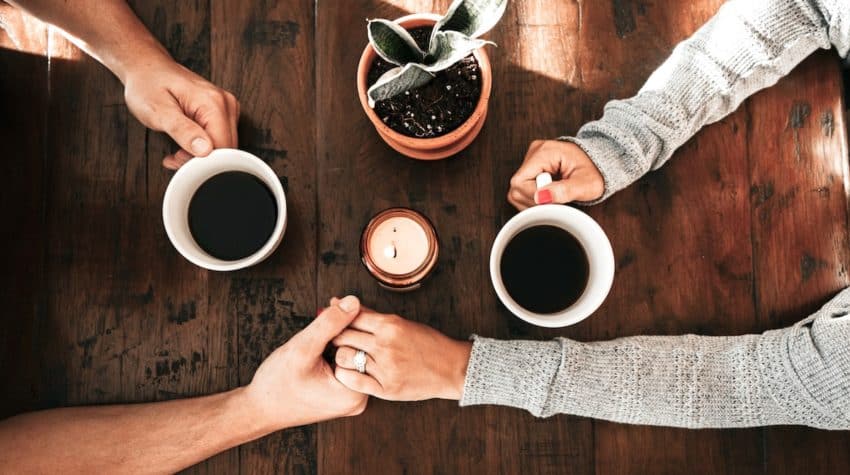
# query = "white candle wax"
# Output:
<box><xmin>367</xmin><ymin>216</ymin><xmax>430</xmax><ymax>275</ymax></box>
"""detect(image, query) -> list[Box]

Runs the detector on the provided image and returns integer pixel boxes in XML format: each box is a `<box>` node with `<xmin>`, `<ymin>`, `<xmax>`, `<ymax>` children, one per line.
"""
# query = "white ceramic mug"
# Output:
<box><xmin>489</xmin><ymin>174</ymin><xmax>614</xmax><ymax>327</ymax></box>
<box><xmin>162</xmin><ymin>148</ymin><xmax>287</xmax><ymax>271</ymax></box>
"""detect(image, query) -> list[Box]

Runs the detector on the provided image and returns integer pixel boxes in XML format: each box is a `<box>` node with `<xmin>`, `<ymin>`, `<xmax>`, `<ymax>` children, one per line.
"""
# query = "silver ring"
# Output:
<box><xmin>353</xmin><ymin>350</ymin><xmax>367</xmax><ymax>374</ymax></box>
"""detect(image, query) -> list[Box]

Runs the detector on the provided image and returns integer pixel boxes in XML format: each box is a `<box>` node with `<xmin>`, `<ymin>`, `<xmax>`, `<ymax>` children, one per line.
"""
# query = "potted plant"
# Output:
<box><xmin>356</xmin><ymin>0</ymin><xmax>508</xmax><ymax>160</ymax></box>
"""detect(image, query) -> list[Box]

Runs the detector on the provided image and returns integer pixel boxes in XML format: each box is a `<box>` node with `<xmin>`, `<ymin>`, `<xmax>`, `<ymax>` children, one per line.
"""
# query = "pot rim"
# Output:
<box><xmin>356</xmin><ymin>12</ymin><xmax>493</xmax><ymax>147</ymax></box>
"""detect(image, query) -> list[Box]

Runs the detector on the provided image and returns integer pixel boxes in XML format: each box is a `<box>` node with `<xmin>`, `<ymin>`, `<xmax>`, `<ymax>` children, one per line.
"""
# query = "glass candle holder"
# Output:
<box><xmin>360</xmin><ymin>207</ymin><xmax>439</xmax><ymax>291</ymax></box>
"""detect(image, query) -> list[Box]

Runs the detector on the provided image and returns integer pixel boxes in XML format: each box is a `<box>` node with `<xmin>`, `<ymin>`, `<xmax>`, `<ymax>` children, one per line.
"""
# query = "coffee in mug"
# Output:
<box><xmin>163</xmin><ymin>149</ymin><xmax>287</xmax><ymax>271</ymax></box>
<box><xmin>188</xmin><ymin>171</ymin><xmax>278</xmax><ymax>261</ymax></box>
<box><xmin>500</xmin><ymin>224</ymin><xmax>589</xmax><ymax>314</ymax></box>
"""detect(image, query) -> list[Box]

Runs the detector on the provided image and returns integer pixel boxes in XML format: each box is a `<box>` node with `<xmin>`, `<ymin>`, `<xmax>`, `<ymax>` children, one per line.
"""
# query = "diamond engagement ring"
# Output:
<box><xmin>353</xmin><ymin>350</ymin><xmax>367</xmax><ymax>374</ymax></box>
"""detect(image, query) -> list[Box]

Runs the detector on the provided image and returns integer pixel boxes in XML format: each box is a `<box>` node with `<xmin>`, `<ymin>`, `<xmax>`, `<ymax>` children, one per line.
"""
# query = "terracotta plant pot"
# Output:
<box><xmin>356</xmin><ymin>13</ymin><xmax>493</xmax><ymax>160</ymax></box>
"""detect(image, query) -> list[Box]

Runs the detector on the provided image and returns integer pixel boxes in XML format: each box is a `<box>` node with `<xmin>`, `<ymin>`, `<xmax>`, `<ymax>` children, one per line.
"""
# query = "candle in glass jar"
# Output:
<box><xmin>360</xmin><ymin>208</ymin><xmax>439</xmax><ymax>291</ymax></box>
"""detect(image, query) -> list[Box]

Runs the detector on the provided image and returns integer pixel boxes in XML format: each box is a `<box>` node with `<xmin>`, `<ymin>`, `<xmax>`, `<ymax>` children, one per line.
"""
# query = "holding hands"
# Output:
<box><xmin>244</xmin><ymin>296</ymin><xmax>368</xmax><ymax>429</ymax></box>
<box><xmin>328</xmin><ymin>299</ymin><xmax>472</xmax><ymax>402</ymax></box>
<box><xmin>508</xmin><ymin>139</ymin><xmax>604</xmax><ymax>210</ymax></box>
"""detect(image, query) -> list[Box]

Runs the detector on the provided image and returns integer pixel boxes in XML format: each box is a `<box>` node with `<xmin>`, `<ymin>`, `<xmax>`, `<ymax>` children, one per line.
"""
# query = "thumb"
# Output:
<box><xmin>300</xmin><ymin>295</ymin><xmax>360</xmax><ymax>354</ymax></box>
<box><xmin>157</xmin><ymin>103</ymin><xmax>214</xmax><ymax>157</ymax></box>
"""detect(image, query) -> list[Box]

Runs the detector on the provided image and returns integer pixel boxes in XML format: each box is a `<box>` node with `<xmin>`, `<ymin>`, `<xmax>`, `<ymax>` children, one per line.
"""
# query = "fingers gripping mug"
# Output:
<box><xmin>489</xmin><ymin>173</ymin><xmax>615</xmax><ymax>328</ymax></box>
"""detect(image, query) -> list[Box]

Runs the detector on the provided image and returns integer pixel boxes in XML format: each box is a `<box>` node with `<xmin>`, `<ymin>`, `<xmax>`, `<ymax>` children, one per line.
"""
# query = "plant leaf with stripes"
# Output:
<box><xmin>432</xmin><ymin>0</ymin><xmax>508</xmax><ymax>40</ymax></box>
<box><xmin>368</xmin><ymin>19</ymin><xmax>426</xmax><ymax>65</ymax></box>
<box><xmin>366</xmin><ymin>63</ymin><xmax>434</xmax><ymax>106</ymax></box>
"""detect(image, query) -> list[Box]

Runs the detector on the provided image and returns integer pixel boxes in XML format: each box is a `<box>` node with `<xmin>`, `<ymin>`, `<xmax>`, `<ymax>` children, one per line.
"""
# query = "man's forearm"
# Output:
<box><xmin>8</xmin><ymin>0</ymin><xmax>171</xmax><ymax>82</ymax></box>
<box><xmin>0</xmin><ymin>388</ymin><xmax>274</xmax><ymax>473</ymax></box>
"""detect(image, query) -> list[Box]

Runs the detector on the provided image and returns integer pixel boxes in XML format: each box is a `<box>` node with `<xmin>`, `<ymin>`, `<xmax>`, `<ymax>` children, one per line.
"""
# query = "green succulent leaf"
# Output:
<box><xmin>366</xmin><ymin>63</ymin><xmax>434</xmax><ymax>107</ymax></box>
<box><xmin>368</xmin><ymin>19</ymin><xmax>426</xmax><ymax>66</ymax></box>
<box><xmin>433</xmin><ymin>0</ymin><xmax>508</xmax><ymax>39</ymax></box>
<box><xmin>425</xmin><ymin>30</ymin><xmax>493</xmax><ymax>72</ymax></box>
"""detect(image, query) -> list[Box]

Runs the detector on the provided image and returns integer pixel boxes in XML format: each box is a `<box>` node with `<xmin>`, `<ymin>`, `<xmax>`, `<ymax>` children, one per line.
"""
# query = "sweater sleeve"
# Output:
<box><xmin>460</xmin><ymin>288</ymin><xmax>850</xmax><ymax>429</ymax></box>
<box><xmin>569</xmin><ymin>0</ymin><xmax>850</xmax><ymax>202</ymax></box>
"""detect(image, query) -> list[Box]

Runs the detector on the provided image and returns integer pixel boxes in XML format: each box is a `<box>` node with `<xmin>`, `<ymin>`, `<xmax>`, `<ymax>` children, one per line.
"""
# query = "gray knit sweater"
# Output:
<box><xmin>460</xmin><ymin>0</ymin><xmax>850</xmax><ymax>429</ymax></box>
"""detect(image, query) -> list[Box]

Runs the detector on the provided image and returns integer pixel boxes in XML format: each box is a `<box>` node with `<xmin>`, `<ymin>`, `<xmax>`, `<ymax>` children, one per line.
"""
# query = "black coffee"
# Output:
<box><xmin>188</xmin><ymin>171</ymin><xmax>277</xmax><ymax>261</ymax></box>
<box><xmin>500</xmin><ymin>225</ymin><xmax>589</xmax><ymax>314</ymax></box>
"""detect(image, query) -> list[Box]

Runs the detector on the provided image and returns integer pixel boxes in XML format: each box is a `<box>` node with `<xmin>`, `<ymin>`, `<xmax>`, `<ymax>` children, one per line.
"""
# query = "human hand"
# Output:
<box><xmin>243</xmin><ymin>295</ymin><xmax>368</xmax><ymax>430</ymax></box>
<box><xmin>330</xmin><ymin>301</ymin><xmax>472</xmax><ymax>401</ymax></box>
<box><xmin>508</xmin><ymin>139</ymin><xmax>604</xmax><ymax>210</ymax></box>
<box><xmin>122</xmin><ymin>57</ymin><xmax>240</xmax><ymax>170</ymax></box>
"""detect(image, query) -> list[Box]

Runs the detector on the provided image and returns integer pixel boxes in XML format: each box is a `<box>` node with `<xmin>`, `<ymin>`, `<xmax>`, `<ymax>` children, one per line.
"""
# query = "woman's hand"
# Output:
<box><xmin>123</xmin><ymin>56</ymin><xmax>240</xmax><ymax>170</ymax></box>
<box><xmin>330</xmin><ymin>302</ymin><xmax>472</xmax><ymax>401</ymax></box>
<box><xmin>508</xmin><ymin>139</ymin><xmax>604</xmax><ymax>210</ymax></box>
<box><xmin>243</xmin><ymin>296</ymin><xmax>368</xmax><ymax>430</ymax></box>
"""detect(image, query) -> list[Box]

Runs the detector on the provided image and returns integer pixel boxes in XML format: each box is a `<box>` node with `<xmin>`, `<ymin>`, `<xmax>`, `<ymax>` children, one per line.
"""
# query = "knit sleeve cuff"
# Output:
<box><xmin>558</xmin><ymin>135</ymin><xmax>633</xmax><ymax>205</ymax></box>
<box><xmin>459</xmin><ymin>335</ymin><xmax>564</xmax><ymax>417</ymax></box>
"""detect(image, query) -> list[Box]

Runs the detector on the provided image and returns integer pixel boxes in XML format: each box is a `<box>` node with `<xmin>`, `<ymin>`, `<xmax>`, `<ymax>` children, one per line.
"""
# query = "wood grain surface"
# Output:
<box><xmin>1</xmin><ymin>0</ymin><xmax>849</xmax><ymax>473</ymax></box>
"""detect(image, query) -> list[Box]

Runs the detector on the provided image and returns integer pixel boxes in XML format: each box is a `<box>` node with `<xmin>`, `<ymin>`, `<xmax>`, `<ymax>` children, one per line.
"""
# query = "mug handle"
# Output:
<box><xmin>535</xmin><ymin>172</ymin><xmax>552</xmax><ymax>190</ymax></box>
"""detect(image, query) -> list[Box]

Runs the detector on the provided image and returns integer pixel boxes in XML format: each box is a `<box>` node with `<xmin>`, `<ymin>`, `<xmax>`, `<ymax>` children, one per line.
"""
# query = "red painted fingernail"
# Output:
<box><xmin>536</xmin><ymin>189</ymin><xmax>553</xmax><ymax>204</ymax></box>
<box><xmin>316</xmin><ymin>307</ymin><xmax>325</xmax><ymax>316</ymax></box>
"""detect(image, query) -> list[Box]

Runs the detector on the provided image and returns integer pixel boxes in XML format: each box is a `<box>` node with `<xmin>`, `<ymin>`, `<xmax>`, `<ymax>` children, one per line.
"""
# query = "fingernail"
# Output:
<box><xmin>338</xmin><ymin>295</ymin><xmax>358</xmax><ymax>313</ymax></box>
<box><xmin>316</xmin><ymin>307</ymin><xmax>325</xmax><ymax>316</ymax></box>
<box><xmin>191</xmin><ymin>137</ymin><xmax>210</xmax><ymax>155</ymax></box>
<box><xmin>536</xmin><ymin>189</ymin><xmax>553</xmax><ymax>204</ymax></box>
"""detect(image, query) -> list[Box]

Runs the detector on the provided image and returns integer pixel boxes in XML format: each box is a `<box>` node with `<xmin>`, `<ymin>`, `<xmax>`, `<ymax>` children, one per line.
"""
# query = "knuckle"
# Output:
<box><xmin>207</xmin><ymin>89</ymin><xmax>228</xmax><ymax>107</ymax></box>
<box><xmin>381</xmin><ymin>320</ymin><xmax>403</xmax><ymax>340</ymax></box>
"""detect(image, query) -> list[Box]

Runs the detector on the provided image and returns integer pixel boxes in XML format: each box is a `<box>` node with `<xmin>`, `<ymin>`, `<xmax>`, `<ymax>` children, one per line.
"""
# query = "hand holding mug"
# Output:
<box><xmin>330</xmin><ymin>301</ymin><xmax>472</xmax><ymax>401</ymax></box>
<box><xmin>122</xmin><ymin>56</ymin><xmax>240</xmax><ymax>170</ymax></box>
<box><xmin>508</xmin><ymin>140</ymin><xmax>604</xmax><ymax>210</ymax></box>
<box><xmin>243</xmin><ymin>296</ymin><xmax>368</xmax><ymax>430</ymax></box>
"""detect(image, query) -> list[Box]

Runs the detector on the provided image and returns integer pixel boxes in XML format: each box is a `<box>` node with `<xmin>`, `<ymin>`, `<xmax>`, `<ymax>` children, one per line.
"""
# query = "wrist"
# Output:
<box><xmin>231</xmin><ymin>385</ymin><xmax>287</xmax><ymax>435</ymax></box>
<box><xmin>440</xmin><ymin>340</ymin><xmax>472</xmax><ymax>400</ymax></box>
<box><xmin>108</xmin><ymin>39</ymin><xmax>173</xmax><ymax>84</ymax></box>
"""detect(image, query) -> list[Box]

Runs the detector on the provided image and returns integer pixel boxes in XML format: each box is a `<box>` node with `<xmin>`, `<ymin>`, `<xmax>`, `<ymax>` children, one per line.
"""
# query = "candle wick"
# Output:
<box><xmin>383</xmin><ymin>243</ymin><xmax>397</xmax><ymax>259</ymax></box>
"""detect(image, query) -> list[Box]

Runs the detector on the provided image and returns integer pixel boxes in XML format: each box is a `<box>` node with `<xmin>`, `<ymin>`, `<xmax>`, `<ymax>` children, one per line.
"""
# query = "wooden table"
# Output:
<box><xmin>2</xmin><ymin>0</ymin><xmax>849</xmax><ymax>473</ymax></box>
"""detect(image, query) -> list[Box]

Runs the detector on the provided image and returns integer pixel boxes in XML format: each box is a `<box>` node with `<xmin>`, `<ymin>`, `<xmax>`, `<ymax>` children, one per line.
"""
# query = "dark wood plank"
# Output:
<box><xmin>746</xmin><ymin>51</ymin><xmax>850</xmax><ymax>475</ymax></box>
<box><xmin>317</xmin><ymin>1</ymin><xmax>504</xmax><ymax>473</ymax></box>
<box><xmin>210</xmin><ymin>0</ymin><xmax>319</xmax><ymax>473</ymax></box>
<box><xmin>0</xmin><ymin>4</ymin><xmax>48</xmax><ymax>419</ymax></box>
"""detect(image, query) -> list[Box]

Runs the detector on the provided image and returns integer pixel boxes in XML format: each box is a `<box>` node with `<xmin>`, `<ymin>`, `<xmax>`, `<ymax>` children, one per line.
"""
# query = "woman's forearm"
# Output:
<box><xmin>461</xmin><ymin>288</ymin><xmax>850</xmax><ymax>429</ymax></box>
<box><xmin>0</xmin><ymin>388</ymin><xmax>273</xmax><ymax>473</ymax></box>
<box><xmin>569</xmin><ymin>0</ymin><xmax>850</xmax><ymax>202</ymax></box>
<box><xmin>8</xmin><ymin>0</ymin><xmax>171</xmax><ymax>82</ymax></box>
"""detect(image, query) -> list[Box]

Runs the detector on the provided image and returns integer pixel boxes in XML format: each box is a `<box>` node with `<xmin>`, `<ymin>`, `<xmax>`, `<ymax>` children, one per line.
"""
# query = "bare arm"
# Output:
<box><xmin>0</xmin><ymin>297</ymin><xmax>368</xmax><ymax>473</ymax></box>
<box><xmin>9</xmin><ymin>0</ymin><xmax>169</xmax><ymax>82</ymax></box>
<box><xmin>0</xmin><ymin>390</ymin><xmax>268</xmax><ymax>474</ymax></box>
<box><xmin>8</xmin><ymin>0</ymin><xmax>240</xmax><ymax>168</ymax></box>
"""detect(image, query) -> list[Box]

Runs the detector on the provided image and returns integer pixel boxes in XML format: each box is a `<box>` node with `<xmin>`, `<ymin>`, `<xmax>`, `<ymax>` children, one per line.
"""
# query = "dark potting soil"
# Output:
<box><xmin>366</xmin><ymin>26</ymin><xmax>482</xmax><ymax>139</ymax></box>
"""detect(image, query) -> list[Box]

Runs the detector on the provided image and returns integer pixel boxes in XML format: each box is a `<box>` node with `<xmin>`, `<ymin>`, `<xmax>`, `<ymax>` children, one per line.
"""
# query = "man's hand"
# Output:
<box><xmin>123</xmin><ymin>58</ymin><xmax>240</xmax><ymax>170</ymax></box>
<box><xmin>244</xmin><ymin>295</ymin><xmax>368</xmax><ymax>430</ymax></box>
<box><xmin>508</xmin><ymin>139</ymin><xmax>604</xmax><ymax>210</ymax></box>
<box><xmin>330</xmin><ymin>301</ymin><xmax>472</xmax><ymax>402</ymax></box>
